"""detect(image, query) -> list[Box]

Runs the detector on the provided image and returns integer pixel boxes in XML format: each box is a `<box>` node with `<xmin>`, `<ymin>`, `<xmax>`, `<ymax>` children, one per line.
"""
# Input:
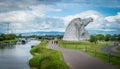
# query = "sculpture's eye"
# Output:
<box><xmin>82</xmin><ymin>33</ymin><xmax>85</xmax><ymax>36</ymax></box>
<box><xmin>92</xmin><ymin>18</ymin><xmax>93</xmax><ymax>21</ymax></box>
<box><xmin>80</xmin><ymin>24</ymin><xmax>82</xmax><ymax>26</ymax></box>
<box><xmin>90</xmin><ymin>18</ymin><xmax>93</xmax><ymax>21</ymax></box>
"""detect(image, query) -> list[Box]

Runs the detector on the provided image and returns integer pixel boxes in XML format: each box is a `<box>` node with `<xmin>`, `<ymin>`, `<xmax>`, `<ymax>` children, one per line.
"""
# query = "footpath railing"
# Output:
<box><xmin>83</xmin><ymin>47</ymin><xmax>111</xmax><ymax>64</ymax></box>
<box><xmin>63</xmin><ymin>44</ymin><xmax>120</xmax><ymax>64</ymax></box>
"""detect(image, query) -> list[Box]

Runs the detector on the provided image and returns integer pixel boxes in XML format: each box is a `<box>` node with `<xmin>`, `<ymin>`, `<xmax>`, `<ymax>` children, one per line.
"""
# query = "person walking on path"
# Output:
<box><xmin>47</xmin><ymin>41</ymin><xmax>118</xmax><ymax>69</ymax></box>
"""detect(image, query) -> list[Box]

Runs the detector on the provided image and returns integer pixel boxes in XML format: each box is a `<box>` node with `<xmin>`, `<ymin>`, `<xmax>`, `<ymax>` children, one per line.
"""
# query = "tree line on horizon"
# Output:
<box><xmin>0</xmin><ymin>34</ymin><xmax>16</xmax><ymax>41</ymax></box>
<box><xmin>0</xmin><ymin>33</ymin><xmax>120</xmax><ymax>42</ymax></box>
<box><xmin>90</xmin><ymin>34</ymin><xmax>120</xmax><ymax>43</ymax></box>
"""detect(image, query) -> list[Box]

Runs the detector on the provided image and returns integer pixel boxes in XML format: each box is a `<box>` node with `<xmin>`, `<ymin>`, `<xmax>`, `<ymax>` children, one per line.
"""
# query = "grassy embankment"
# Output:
<box><xmin>116</xmin><ymin>47</ymin><xmax>120</xmax><ymax>51</ymax></box>
<box><xmin>59</xmin><ymin>40</ymin><xmax>120</xmax><ymax>69</ymax></box>
<box><xmin>29</xmin><ymin>40</ymin><xmax>68</xmax><ymax>69</ymax></box>
<box><xmin>0</xmin><ymin>39</ymin><xmax>17</xmax><ymax>44</ymax></box>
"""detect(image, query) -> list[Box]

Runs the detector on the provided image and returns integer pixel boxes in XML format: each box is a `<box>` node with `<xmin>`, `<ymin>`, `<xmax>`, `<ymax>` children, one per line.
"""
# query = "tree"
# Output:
<box><xmin>105</xmin><ymin>34</ymin><xmax>111</xmax><ymax>41</ymax></box>
<box><xmin>10</xmin><ymin>34</ymin><xmax>16</xmax><ymax>39</ymax></box>
<box><xmin>0</xmin><ymin>36</ymin><xmax>3</xmax><ymax>41</ymax></box>
<box><xmin>0</xmin><ymin>34</ymin><xmax>5</xmax><ymax>41</ymax></box>
<box><xmin>90</xmin><ymin>35</ymin><xmax>97</xmax><ymax>43</ymax></box>
<box><xmin>117</xmin><ymin>34</ymin><xmax>120</xmax><ymax>42</ymax></box>
<box><xmin>96</xmin><ymin>34</ymin><xmax>104</xmax><ymax>41</ymax></box>
<box><xmin>4</xmin><ymin>34</ymin><xmax>11</xmax><ymax>40</ymax></box>
<box><xmin>0</xmin><ymin>34</ymin><xmax>16</xmax><ymax>41</ymax></box>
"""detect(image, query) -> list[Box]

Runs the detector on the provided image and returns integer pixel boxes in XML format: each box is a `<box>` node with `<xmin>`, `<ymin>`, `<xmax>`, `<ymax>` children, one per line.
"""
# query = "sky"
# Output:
<box><xmin>0</xmin><ymin>0</ymin><xmax>120</xmax><ymax>34</ymax></box>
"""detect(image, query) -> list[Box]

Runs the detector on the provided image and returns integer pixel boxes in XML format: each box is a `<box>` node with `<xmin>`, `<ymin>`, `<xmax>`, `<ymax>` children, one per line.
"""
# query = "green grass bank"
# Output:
<box><xmin>116</xmin><ymin>47</ymin><xmax>120</xmax><ymax>51</ymax></box>
<box><xmin>59</xmin><ymin>40</ymin><xmax>120</xmax><ymax>69</ymax></box>
<box><xmin>0</xmin><ymin>39</ymin><xmax>17</xmax><ymax>44</ymax></box>
<box><xmin>29</xmin><ymin>40</ymin><xmax>68</xmax><ymax>69</ymax></box>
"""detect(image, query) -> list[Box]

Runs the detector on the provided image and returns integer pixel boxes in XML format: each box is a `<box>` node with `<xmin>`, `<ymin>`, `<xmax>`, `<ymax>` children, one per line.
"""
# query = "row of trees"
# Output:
<box><xmin>90</xmin><ymin>34</ymin><xmax>120</xmax><ymax>42</ymax></box>
<box><xmin>0</xmin><ymin>34</ymin><xmax>16</xmax><ymax>41</ymax></box>
<box><xmin>17</xmin><ymin>34</ymin><xmax>63</xmax><ymax>40</ymax></box>
<box><xmin>1</xmin><ymin>33</ymin><xmax>119</xmax><ymax>43</ymax></box>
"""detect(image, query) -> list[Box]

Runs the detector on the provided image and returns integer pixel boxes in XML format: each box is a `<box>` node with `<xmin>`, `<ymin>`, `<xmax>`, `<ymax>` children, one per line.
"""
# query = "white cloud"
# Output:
<box><xmin>0</xmin><ymin>10</ymin><xmax>40</xmax><ymax>23</ymax></box>
<box><xmin>0</xmin><ymin>4</ymin><xmax>62</xmax><ymax>22</ymax></box>
<box><xmin>0</xmin><ymin>8</ymin><xmax>120</xmax><ymax>33</ymax></box>
<box><xmin>104</xmin><ymin>12</ymin><xmax>120</xmax><ymax>29</ymax></box>
<box><xmin>0</xmin><ymin>4</ymin><xmax>63</xmax><ymax>33</ymax></box>
<box><xmin>0</xmin><ymin>0</ymin><xmax>120</xmax><ymax>34</ymax></box>
<box><xmin>105</xmin><ymin>12</ymin><xmax>120</xmax><ymax>22</ymax></box>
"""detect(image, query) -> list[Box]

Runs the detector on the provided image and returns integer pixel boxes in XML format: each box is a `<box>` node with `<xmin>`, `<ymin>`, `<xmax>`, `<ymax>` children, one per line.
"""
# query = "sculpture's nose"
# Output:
<box><xmin>89</xmin><ymin>17</ymin><xmax>93</xmax><ymax>22</ymax></box>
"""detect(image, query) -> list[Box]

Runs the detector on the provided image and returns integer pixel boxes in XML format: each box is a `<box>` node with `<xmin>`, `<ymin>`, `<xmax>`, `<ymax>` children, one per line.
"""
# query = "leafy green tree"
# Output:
<box><xmin>0</xmin><ymin>36</ymin><xmax>3</xmax><ymax>41</ymax></box>
<box><xmin>90</xmin><ymin>35</ymin><xmax>97</xmax><ymax>43</ymax></box>
<box><xmin>9</xmin><ymin>34</ymin><xmax>16</xmax><ymax>39</ymax></box>
<box><xmin>4</xmin><ymin>34</ymin><xmax>11</xmax><ymax>40</ymax></box>
<box><xmin>96</xmin><ymin>34</ymin><xmax>104</xmax><ymax>41</ymax></box>
<box><xmin>0</xmin><ymin>34</ymin><xmax>16</xmax><ymax>41</ymax></box>
<box><xmin>0</xmin><ymin>34</ymin><xmax>5</xmax><ymax>41</ymax></box>
<box><xmin>104</xmin><ymin>34</ymin><xmax>111</xmax><ymax>41</ymax></box>
<box><xmin>117</xmin><ymin>35</ymin><xmax>120</xmax><ymax>42</ymax></box>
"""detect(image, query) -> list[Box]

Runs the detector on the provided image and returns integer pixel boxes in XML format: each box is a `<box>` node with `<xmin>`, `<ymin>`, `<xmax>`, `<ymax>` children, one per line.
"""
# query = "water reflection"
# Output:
<box><xmin>0</xmin><ymin>40</ymin><xmax>40</xmax><ymax>69</ymax></box>
<box><xmin>0</xmin><ymin>45</ymin><xmax>16</xmax><ymax>49</ymax></box>
<box><xmin>0</xmin><ymin>43</ymin><xmax>16</xmax><ymax>49</ymax></box>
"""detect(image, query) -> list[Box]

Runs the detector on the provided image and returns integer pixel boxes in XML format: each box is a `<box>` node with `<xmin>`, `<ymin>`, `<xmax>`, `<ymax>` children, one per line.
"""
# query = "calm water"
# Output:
<box><xmin>0</xmin><ymin>40</ymin><xmax>40</xmax><ymax>69</ymax></box>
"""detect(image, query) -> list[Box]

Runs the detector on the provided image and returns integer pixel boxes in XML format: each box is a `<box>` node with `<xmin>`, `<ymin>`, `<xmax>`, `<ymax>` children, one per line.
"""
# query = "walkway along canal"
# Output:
<box><xmin>47</xmin><ymin>41</ymin><xmax>117</xmax><ymax>69</ymax></box>
<box><xmin>0</xmin><ymin>40</ymin><xmax>40</xmax><ymax>69</ymax></box>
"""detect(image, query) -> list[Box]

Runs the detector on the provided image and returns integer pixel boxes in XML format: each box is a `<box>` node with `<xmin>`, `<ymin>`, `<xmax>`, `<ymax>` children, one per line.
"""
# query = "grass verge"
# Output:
<box><xmin>29</xmin><ymin>40</ymin><xmax>68</xmax><ymax>69</ymax></box>
<box><xmin>116</xmin><ymin>47</ymin><xmax>120</xmax><ymax>51</ymax></box>
<box><xmin>59</xmin><ymin>40</ymin><xmax>120</xmax><ymax>69</ymax></box>
<box><xmin>0</xmin><ymin>39</ymin><xmax>17</xmax><ymax>44</ymax></box>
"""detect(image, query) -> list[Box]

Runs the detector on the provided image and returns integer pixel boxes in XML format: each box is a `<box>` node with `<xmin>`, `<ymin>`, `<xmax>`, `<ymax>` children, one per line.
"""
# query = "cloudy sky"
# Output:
<box><xmin>0</xmin><ymin>0</ymin><xmax>120</xmax><ymax>34</ymax></box>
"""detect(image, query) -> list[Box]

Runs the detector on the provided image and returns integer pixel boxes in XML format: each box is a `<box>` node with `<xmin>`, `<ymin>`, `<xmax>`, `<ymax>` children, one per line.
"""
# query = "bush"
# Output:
<box><xmin>47</xmin><ymin>60</ymin><xmax>68</xmax><ymax>69</ymax></box>
<box><xmin>30</xmin><ymin>47</ymin><xmax>40</xmax><ymax>55</ymax></box>
<box><xmin>40</xmin><ymin>60</ymin><xmax>67</xmax><ymax>69</ymax></box>
<box><xmin>29</xmin><ymin>56</ymin><xmax>44</xmax><ymax>67</ymax></box>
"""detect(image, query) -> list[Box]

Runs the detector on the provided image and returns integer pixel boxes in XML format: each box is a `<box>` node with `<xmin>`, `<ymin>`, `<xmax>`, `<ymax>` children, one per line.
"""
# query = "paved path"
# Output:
<box><xmin>112</xmin><ymin>46</ymin><xmax>120</xmax><ymax>53</ymax></box>
<box><xmin>101</xmin><ymin>45</ymin><xmax>120</xmax><ymax>55</ymax></box>
<box><xmin>47</xmin><ymin>41</ymin><xmax>117</xmax><ymax>69</ymax></box>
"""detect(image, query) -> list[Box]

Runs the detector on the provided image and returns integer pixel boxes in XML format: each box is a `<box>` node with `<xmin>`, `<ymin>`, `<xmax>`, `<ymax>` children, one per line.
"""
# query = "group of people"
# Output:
<box><xmin>113</xmin><ymin>42</ymin><xmax>119</xmax><ymax>46</ymax></box>
<box><xmin>51</xmin><ymin>40</ymin><xmax>58</xmax><ymax>45</ymax></box>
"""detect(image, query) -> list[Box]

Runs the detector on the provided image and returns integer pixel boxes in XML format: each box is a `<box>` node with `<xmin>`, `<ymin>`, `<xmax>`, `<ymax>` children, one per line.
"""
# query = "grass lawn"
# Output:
<box><xmin>29</xmin><ymin>40</ymin><xmax>68</xmax><ymax>69</ymax></box>
<box><xmin>59</xmin><ymin>40</ymin><xmax>120</xmax><ymax>69</ymax></box>
<box><xmin>116</xmin><ymin>47</ymin><xmax>120</xmax><ymax>51</ymax></box>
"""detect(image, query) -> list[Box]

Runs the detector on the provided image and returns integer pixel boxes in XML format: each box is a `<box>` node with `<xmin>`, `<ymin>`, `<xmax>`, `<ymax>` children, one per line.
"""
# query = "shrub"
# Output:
<box><xmin>29</xmin><ymin>41</ymin><xmax>68</xmax><ymax>69</ymax></box>
<box><xmin>29</xmin><ymin>56</ymin><xmax>44</xmax><ymax>67</ymax></box>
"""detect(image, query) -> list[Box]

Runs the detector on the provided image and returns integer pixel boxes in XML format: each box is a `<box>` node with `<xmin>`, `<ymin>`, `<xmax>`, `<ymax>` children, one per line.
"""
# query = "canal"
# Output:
<box><xmin>0</xmin><ymin>40</ymin><xmax>40</xmax><ymax>69</ymax></box>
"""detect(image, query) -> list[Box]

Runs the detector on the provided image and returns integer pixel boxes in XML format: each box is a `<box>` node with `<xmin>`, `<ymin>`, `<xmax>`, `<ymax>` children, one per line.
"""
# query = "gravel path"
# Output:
<box><xmin>47</xmin><ymin>41</ymin><xmax>117</xmax><ymax>69</ymax></box>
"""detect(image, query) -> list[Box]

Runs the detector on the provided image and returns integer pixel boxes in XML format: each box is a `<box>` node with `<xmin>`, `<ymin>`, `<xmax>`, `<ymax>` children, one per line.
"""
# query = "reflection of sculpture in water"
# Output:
<box><xmin>63</xmin><ymin>17</ymin><xmax>93</xmax><ymax>41</ymax></box>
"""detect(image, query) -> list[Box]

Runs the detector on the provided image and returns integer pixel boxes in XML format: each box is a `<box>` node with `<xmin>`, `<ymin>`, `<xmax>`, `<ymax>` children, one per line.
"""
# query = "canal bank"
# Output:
<box><xmin>0</xmin><ymin>40</ymin><xmax>40</xmax><ymax>69</ymax></box>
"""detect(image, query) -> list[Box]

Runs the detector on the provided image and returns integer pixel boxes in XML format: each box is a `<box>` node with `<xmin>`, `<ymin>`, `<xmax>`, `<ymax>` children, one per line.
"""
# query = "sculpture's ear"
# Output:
<box><xmin>74</xmin><ymin>18</ymin><xmax>81</xmax><ymax>22</ymax></box>
<box><xmin>70</xmin><ymin>18</ymin><xmax>81</xmax><ymax>22</ymax></box>
<box><xmin>77</xmin><ymin>18</ymin><xmax>81</xmax><ymax>21</ymax></box>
